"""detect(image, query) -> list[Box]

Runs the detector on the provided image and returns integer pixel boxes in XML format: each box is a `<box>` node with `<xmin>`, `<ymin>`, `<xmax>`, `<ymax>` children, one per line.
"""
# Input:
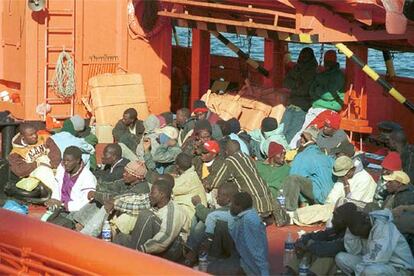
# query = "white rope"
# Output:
<box><xmin>52</xmin><ymin>50</ymin><xmax>75</xmax><ymax>98</ymax></box>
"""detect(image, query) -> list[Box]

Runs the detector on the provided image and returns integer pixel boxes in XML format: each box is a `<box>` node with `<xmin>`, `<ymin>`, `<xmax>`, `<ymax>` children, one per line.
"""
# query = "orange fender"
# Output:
<box><xmin>0</xmin><ymin>209</ymin><xmax>203</xmax><ymax>275</ymax></box>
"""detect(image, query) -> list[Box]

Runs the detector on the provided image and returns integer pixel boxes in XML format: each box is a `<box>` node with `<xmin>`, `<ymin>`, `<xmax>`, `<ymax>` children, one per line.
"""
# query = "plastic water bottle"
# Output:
<box><xmin>101</xmin><ymin>220</ymin><xmax>112</xmax><ymax>242</ymax></box>
<box><xmin>283</xmin><ymin>232</ymin><xmax>295</xmax><ymax>267</ymax></box>
<box><xmin>299</xmin><ymin>256</ymin><xmax>309</xmax><ymax>276</ymax></box>
<box><xmin>198</xmin><ymin>252</ymin><xmax>208</xmax><ymax>272</ymax></box>
<box><xmin>277</xmin><ymin>190</ymin><xmax>286</xmax><ymax>208</ymax></box>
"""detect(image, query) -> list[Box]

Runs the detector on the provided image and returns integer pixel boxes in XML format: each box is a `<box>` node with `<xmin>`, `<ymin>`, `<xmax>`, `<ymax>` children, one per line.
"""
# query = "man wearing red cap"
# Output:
<box><xmin>256</xmin><ymin>142</ymin><xmax>290</xmax><ymax>199</ymax></box>
<box><xmin>373</xmin><ymin>151</ymin><xmax>402</xmax><ymax>207</ymax></box>
<box><xmin>316</xmin><ymin>111</ymin><xmax>348</xmax><ymax>155</ymax></box>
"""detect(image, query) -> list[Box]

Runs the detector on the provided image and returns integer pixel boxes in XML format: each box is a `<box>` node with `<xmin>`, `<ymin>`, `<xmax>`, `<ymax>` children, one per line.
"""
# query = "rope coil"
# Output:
<box><xmin>52</xmin><ymin>50</ymin><xmax>75</xmax><ymax>98</ymax></box>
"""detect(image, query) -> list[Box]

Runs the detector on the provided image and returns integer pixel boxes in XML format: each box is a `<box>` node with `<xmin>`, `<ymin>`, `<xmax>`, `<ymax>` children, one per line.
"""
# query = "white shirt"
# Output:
<box><xmin>326</xmin><ymin>169</ymin><xmax>377</xmax><ymax>205</ymax></box>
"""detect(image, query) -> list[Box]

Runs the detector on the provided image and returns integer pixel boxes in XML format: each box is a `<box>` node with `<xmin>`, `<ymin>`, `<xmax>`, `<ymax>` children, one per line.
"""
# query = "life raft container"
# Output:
<box><xmin>127</xmin><ymin>0</ymin><xmax>170</xmax><ymax>41</ymax></box>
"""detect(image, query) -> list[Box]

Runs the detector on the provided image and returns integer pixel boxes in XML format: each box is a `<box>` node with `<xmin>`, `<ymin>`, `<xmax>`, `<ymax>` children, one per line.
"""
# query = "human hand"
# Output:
<box><xmin>87</xmin><ymin>191</ymin><xmax>96</xmax><ymax>201</ymax></box>
<box><xmin>45</xmin><ymin>198</ymin><xmax>62</xmax><ymax>210</ymax></box>
<box><xmin>104</xmin><ymin>199</ymin><xmax>114</xmax><ymax>213</ymax></box>
<box><xmin>191</xmin><ymin>195</ymin><xmax>202</xmax><ymax>206</ymax></box>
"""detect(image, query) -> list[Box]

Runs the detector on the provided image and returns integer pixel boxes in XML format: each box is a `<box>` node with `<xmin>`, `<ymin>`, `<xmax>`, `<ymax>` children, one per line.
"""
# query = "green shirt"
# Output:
<box><xmin>256</xmin><ymin>162</ymin><xmax>290</xmax><ymax>199</ymax></box>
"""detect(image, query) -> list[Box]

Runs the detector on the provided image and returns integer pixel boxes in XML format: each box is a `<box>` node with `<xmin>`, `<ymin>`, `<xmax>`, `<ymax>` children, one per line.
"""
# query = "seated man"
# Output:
<box><xmin>207</xmin><ymin>140</ymin><xmax>277</xmax><ymax>223</ymax></box>
<box><xmin>176</xmin><ymin>107</ymin><xmax>195</xmax><ymax>146</ymax></box>
<box><xmin>335</xmin><ymin>209</ymin><xmax>414</xmax><ymax>275</ymax></box>
<box><xmin>208</xmin><ymin>192</ymin><xmax>269</xmax><ymax>276</ymax></box>
<box><xmin>75</xmin><ymin>160</ymin><xmax>149</xmax><ymax>236</ymax></box>
<box><xmin>256</xmin><ymin>142</ymin><xmax>290</xmax><ymax>199</ymax></box>
<box><xmin>373</xmin><ymin>151</ymin><xmax>402</xmax><ymax>207</ymax></box>
<box><xmin>327</xmin><ymin>156</ymin><xmax>376</xmax><ymax>205</ymax></box>
<box><xmin>51</xmin><ymin>116</ymin><xmax>95</xmax><ymax>169</ymax></box>
<box><xmin>283</xmin><ymin>126</ymin><xmax>334</xmax><ymax>211</ymax></box>
<box><xmin>144</xmin><ymin>126</ymin><xmax>181</xmax><ymax>175</ymax></box>
<box><xmin>94</xmin><ymin>144</ymin><xmax>129</xmax><ymax>182</ymax></box>
<box><xmin>112</xmin><ymin>108</ymin><xmax>145</xmax><ymax>152</ymax></box>
<box><xmin>287</xmin><ymin>203</ymin><xmax>357</xmax><ymax>276</ymax></box>
<box><xmin>382</xmin><ymin>170</ymin><xmax>414</xmax><ymax>210</ymax></box>
<box><xmin>389</xmin><ymin>130</ymin><xmax>414</xmax><ymax>182</ymax></box>
<box><xmin>186</xmin><ymin>182</ymin><xmax>239</xmax><ymax>261</ymax></box>
<box><xmin>134</xmin><ymin>114</ymin><xmax>162</xmax><ymax>161</ymax></box>
<box><xmin>9</xmin><ymin>122</ymin><xmax>61</xmax><ymax>193</ymax></box>
<box><xmin>172</xmin><ymin>152</ymin><xmax>207</xmax><ymax>230</ymax></box>
<box><xmin>182</xmin><ymin>119</ymin><xmax>213</xmax><ymax>157</ymax></box>
<box><xmin>45</xmin><ymin>146</ymin><xmax>96</xmax><ymax>213</ymax></box>
<box><xmin>316</xmin><ymin>112</ymin><xmax>348</xmax><ymax>155</ymax></box>
<box><xmin>291</xmin><ymin>155</ymin><xmax>375</xmax><ymax>226</ymax></box>
<box><xmin>113</xmin><ymin>179</ymin><xmax>188</xmax><ymax>262</ymax></box>
<box><xmin>249</xmin><ymin>117</ymin><xmax>288</xmax><ymax>160</ymax></box>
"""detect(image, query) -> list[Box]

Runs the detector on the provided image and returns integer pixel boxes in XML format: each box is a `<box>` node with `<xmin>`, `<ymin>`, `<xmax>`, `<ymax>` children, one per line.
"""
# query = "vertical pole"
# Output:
<box><xmin>263</xmin><ymin>39</ymin><xmax>286</xmax><ymax>88</ymax></box>
<box><xmin>191</xmin><ymin>29</ymin><xmax>210</xmax><ymax>109</ymax></box>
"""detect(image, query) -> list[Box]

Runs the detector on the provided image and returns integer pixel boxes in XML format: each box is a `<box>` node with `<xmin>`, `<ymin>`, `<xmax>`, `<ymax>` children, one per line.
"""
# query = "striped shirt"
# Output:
<box><xmin>210</xmin><ymin>152</ymin><xmax>275</xmax><ymax>215</ymax></box>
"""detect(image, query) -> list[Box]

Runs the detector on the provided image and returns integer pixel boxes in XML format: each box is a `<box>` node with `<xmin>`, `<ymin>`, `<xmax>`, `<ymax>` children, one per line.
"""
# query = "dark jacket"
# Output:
<box><xmin>384</xmin><ymin>185</ymin><xmax>414</xmax><ymax>210</ymax></box>
<box><xmin>300</xmin><ymin>227</ymin><xmax>345</xmax><ymax>257</ymax></box>
<box><xmin>283</xmin><ymin>58</ymin><xmax>318</xmax><ymax>111</ymax></box>
<box><xmin>401</xmin><ymin>144</ymin><xmax>414</xmax><ymax>183</ymax></box>
<box><xmin>94</xmin><ymin>158</ymin><xmax>129</xmax><ymax>183</ymax></box>
<box><xmin>94</xmin><ymin>179</ymin><xmax>150</xmax><ymax>205</ymax></box>
<box><xmin>112</xmin><ymin>119</ymin><xmax>145</xmax><ymax>151</ymax></box>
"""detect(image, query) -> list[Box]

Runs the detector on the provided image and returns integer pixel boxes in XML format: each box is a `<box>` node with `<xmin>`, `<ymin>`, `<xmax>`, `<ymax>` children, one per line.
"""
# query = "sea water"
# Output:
<box><xmin>174</xmin><ymin>27</ymin><xmax>414</xmax><ymax>78</ymax></box>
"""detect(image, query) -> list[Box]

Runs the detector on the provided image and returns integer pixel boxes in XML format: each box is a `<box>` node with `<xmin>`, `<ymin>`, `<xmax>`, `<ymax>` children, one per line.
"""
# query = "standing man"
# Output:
<box><xmin>112</xmin><ymin>108</ymin><xmax>145</xmax><ymax>152</ymax></box>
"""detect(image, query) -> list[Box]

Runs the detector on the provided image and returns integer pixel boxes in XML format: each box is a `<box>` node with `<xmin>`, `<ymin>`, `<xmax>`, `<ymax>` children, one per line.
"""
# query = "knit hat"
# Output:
<box><xmin>261</xmin><ymin>117</ymin><xmax>278</xmax><ymax>132</ymax></box>
<box><xmin>70</xmin><ymin>115</ymin><xmax>85</xmax><ymax>132</ymax></box>
<box><xmin>331</xmin><ymin>140</ymin><xmax>355</xmax><ymax>156</ymax></box>
<box><xmin>202</xmin><ymin>140</ymin><xmax>220</xmax><ymax>154</ymax></box>
<box><xmin>381</xmin><ymin>151</ymin><xmax>402</xmax><ymax>171</ymax></box>
<box><xmin>333</xmin><ymin>156</ymin><xmax>354</xmax><ymax>177</ymax></box>
<box><xmin>267</xmin><ymin>142</ymin><xmax>285</xmax><ymax>158</ymax></box>
<box><xmin>324</xmin><ymin>111</ymin><xmax>341</xmax><ymax>130</ymax></box>
<box><xmin>383</xmin><ymin>171</ymin><xmax>410</xmax><ymax>185</ymax></box>
<box><xmin>302</xmin><ymin>126</ymin><xmax>319</xmax><ymax>142</ymax></box>
<box><xmin>227</xmin><ymin>118</ymin><xmax>241</xmax><ymax>134</ymax></box>
<box><xmin>125</xmin><ymin>161</ymin><xmax>147</xmax><ymax>178</ymax></box>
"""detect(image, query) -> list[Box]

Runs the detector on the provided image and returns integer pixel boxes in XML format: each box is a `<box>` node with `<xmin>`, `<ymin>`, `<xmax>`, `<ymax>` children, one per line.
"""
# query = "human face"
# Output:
<box><xmin>216</xmin><ymin>187</ymin><xmax>230</xmax><ymax>207</ymax></box>
<box><xmin>122</xmin><ymin>113</ymin><xmax>135</xmax><ymax>127</ymax></box>
<box><xmin>386</xmin><ymin>180</ymin><xmax>401</xmax><ymax>193</ymax></box>
<box><xmin>230</xmin><ymin>199</ymin><xmax>243</xmax><ymax>216</ymax></box>
<box><xmin>322</xmin><ymin>123</ymin><xmax>335</xmax><ymax>136</ymax></box>
<box><xmin>123</xmin><ymin>170</ymin><xmax>138</xmax><ymax>184</ymax></box>
<box><xmin>195</xmin><ymin>112</ymin><xmax>207</xmax><ymax>121</ymax></box>
<box><xmin>22</xmin><ymin>128</ymin><xmax>38</xmax><ymax>145</ymax></box>
<box><xmin>176</xmin><ymin>111</ymin><xmax>187</xmax><ymax>128</ymax></box>
<box><xmin>102</xmin><ymin>148</ymin><xmax>117</xmax><ymax>165</ymax></box>
<box><xmin>271</xmin><ymin>152</ymin><xmax>285</xmax><ymax>165</ymax></box>
<box><xmin>350</xmin><ymin>216</ymin><xmax>371</xmax><ymax>239</ymax></box>
<box><xmin>62</xmin><ymin>154</ymin><xmax>81</xmax><ymax>174</ymax></box>
<box><xmin>149</xmin><ymin>185</ymin><xmax>163</xmax><ymax>207</ymax></box>
<box><xmin>201</xmin><ymin>151</ymin><xmax>215</xmax><ymax>163</ymax></box>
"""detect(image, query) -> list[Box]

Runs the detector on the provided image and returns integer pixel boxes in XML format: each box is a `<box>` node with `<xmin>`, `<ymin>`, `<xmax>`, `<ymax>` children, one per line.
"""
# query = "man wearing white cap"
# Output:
<box><xmin>326</xmin><ymin>156</ymin><xmax>377</xmax><ymax>205</ymax></box>
<box><xmin>143</xmin><ymin>126</ymin><xmax>181</xmax><ymax>175</ymax></box>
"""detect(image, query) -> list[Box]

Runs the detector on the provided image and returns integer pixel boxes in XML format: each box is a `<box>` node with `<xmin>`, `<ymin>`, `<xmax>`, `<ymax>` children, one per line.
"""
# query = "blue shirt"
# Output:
<box><xmin>289</xmin><ymin>144</ymin><xmax>334</xmax><ymax>204</ymax></box>
<box><xmin>230</xmin><ymin>208</ymin><xmax>269</xmax><ymax>276</ymax></box>
<box><xmin>205</xmin><ymin>210</ymin><xmax>234</xmax><ymax>234</ymax></box>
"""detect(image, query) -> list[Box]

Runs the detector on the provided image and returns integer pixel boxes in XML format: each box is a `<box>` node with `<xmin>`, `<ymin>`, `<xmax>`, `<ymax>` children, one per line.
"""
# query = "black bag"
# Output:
<box><xmin>46</xmin><ymin>208</ymin><xmax>75</xmax><ymax>230</ymax></box>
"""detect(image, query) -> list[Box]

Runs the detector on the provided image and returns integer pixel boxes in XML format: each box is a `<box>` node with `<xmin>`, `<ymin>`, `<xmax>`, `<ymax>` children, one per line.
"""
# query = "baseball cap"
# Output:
<box><xmin>156</xmin><ymin>126</ymin><xmax>179</xmax><ymax>140</ymax></box>
<box><xmin>383</xmin><ymin>171</ymin><xmax>410</xmax><ymax>185</ymax></box>
<box><xmin>202</xmin><ymin>140</ymin><xmax>220</xmax><ymax>154</ymax></box>
<box><xmin>333</xmin><ymin>156</ymin><xmax>354</xmax><ymax>177</ymax></box>
<box><xmin>331</xmin><ymin>140</ymin><xmax>355</xmax><ymax>156</ymax></box>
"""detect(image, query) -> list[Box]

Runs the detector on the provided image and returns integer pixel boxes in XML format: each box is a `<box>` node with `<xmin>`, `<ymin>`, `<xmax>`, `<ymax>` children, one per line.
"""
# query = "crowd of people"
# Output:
<box><xmin>4</xmin><ymin>47</ymin><xmax>414</xmax><ymax>275</ymax></box>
